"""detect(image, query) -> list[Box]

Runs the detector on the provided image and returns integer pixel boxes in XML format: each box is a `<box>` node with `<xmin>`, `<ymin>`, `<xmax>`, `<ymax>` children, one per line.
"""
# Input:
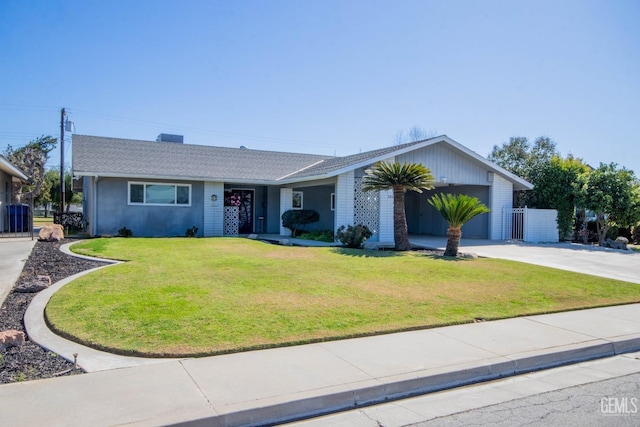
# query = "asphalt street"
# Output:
<box><xmin>287</xmin><ymin>354</ymin><xmax>640</xmax><ymax>427</ymax></box>
<box><xmin>409</xmin><ymin>372</ymin><xmax>640</xmax><ymax>427</ymax></box>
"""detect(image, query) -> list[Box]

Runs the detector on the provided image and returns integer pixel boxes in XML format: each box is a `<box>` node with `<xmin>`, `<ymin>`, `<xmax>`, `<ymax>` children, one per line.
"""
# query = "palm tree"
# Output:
<box><xmin>363</xmin><ymin>162</ymin><xmax>435</xmax><ymax>250</ymax></box>
<box><xmin>428</xmin><ymin>193</ymin><xmax>490</xmax><ymax>257</ymax></box>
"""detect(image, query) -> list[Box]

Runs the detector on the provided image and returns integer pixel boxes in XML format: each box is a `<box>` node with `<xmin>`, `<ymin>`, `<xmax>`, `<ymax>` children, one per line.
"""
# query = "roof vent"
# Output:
<box><xmin>156</xmin><ymin>134</ymin><xmax>184</xmax><ymax>144</ymax></box>
<box><xmin>239</xmin><ymin>145</ymin><xmax>248</xmax><ymax>150</ymax></box>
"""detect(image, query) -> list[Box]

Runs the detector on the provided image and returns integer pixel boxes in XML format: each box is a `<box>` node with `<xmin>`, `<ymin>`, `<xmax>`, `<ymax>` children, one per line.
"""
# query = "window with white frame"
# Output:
<box><xmin>292</xmin><ymin>191</ymin><xmax>303</xmax><ymax>209</ymax></box>
<box><xmin>128</xmin><ymin>182</ymin><xmax>191</xmax><ymax>206</ymax></box>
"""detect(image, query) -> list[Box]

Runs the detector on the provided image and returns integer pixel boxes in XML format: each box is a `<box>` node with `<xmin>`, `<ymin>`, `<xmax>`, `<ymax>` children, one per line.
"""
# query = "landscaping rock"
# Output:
<box><xmin>14</xmin><ymin>275</ymin><xmax>51</xmax><ymax>293</ymax></box>
<box><xmin>0</xmin><ymin>330</ymin><xmax>25</xmax><ymax>352</ymax></box>
<box><xmin>38</xmin><ymin>224</ymin><xmax>64</xmax><ymax>242</ymax></box>
<box><xmin>603</xmin><ymin>238</ymin><xmax>628</xmax><ymax>250</ymax></box>
<box><xmin>461</xmin><ymin>252</ymin><xmax>479</xmax><ymax>259</ymax></box>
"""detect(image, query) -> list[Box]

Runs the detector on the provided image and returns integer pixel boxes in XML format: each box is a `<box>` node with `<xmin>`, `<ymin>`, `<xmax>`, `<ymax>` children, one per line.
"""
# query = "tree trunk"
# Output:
<box><xmin>597</xmin><ymin>216</ymin><xmax>609</xmax><ymax>246</ymax></box>
<box><xmin>393</xmin><ymin>188</ymin><xmax>411</xmax><ymax>251</ymax></box>
<box><xmin>445</xmin><ymin>227</ymin><xmax>462</xmax><ymax>257</ymax></box>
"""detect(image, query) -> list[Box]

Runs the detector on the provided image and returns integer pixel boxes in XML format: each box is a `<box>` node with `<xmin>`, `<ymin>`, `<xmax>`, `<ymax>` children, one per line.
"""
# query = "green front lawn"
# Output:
<box><xmin>45</xmin><ymin>238</ymin><xmax>640</xmax><ymax>357</ymax></box>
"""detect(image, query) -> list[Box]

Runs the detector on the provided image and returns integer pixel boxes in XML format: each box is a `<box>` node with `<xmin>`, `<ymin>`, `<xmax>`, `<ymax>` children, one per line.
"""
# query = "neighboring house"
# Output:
<box><xmin>72</xmin><ymin>134</ymin><xmax>535</xmax><ymax>242</ymax></box>
<box><xmin>0</xmin><ymin>155</ymin><xmax>30</xmax><ymax>233</ymax></box>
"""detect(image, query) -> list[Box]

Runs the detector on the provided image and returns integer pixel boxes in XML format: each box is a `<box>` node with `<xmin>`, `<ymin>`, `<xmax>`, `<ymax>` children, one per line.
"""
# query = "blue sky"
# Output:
<box><xmin>1</xmin><ymin>0</ymin><xmax>639</xmax><ymax>175</ymax></box>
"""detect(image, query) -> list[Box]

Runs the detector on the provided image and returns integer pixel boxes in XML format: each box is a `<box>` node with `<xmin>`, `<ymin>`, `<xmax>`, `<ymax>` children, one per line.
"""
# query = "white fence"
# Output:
<box><xmin>503</xmin><ymin>207</ymin><xmax>558</xmax><ymax>243</ymax></box>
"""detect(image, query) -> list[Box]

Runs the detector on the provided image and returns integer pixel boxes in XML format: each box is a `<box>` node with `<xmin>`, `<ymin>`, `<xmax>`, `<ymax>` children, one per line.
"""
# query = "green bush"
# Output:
<box><xmin>297</xmin><ymin>229</ymin><xmax>334</xmax><ymax>242</ymax></box>
<box><xmin>336</xmin><ymin>224</ymin><xmax>372</xmax><ymax>248</ymax></box>
<box><xmin>118</xmin><ymin>227</ymin><xmax>133</xmax><ymax>238</ymax></box>
<box><xmin>281</xmin><ymin>209</ymin><xmax>319</xmax><ymax>236</ymax></box>
<box><xmin>632</xmin><ymin>225</ymin><xmax>640</xmax><ymax>244</ymax></box>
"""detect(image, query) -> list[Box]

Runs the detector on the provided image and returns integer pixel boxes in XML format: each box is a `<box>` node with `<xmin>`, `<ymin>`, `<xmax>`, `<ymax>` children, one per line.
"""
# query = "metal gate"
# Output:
<box><xmin>0</xmin><ymin>198</ymin><xmax>34</xmax><ymax>239</ymax></box>
<box><xmin>503</xmin><ymin>207</ymin><xmax>525</xmax><ymax>241</ymax></box>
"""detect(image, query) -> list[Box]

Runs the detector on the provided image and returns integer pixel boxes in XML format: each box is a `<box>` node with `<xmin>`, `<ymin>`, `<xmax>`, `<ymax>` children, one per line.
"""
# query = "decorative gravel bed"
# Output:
<box><xmin>0</xmin><ymin>239</ymin><xmax>107</xmax><ymax>384</ymax></box>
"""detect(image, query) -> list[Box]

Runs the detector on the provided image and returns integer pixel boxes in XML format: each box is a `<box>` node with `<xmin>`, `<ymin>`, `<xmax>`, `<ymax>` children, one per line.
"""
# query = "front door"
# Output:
<box><xmin>225</xmin><ymin>189</ymin><xmax>254</xmax><ymax>234</ymax></box>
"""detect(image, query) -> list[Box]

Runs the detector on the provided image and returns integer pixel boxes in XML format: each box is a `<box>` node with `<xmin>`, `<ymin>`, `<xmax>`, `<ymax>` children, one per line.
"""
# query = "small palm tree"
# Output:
<box><xmin>428</xmin><ymin>193</ymin><xmax>490</xmax><ymax>256</ymax></box>
<box><xmin>363</xmin><ymin>162</ymin><xmax>435</xmax><ymax>250</ymax></box>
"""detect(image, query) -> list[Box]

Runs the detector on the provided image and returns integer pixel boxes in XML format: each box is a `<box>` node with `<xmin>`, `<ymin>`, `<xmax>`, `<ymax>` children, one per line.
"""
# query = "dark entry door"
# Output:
<box><xmin>226</xmin><ymin>189</ymin><xmax>254</xmax><ymax>234</ymax></box>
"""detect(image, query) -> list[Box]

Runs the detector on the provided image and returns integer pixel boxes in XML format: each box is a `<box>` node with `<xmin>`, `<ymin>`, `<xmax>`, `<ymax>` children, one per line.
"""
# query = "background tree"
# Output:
<box><xmin>574</xmin><ymin>163</ymin><xmax>640</xmax><ymax>246</ymax></box>
<box><xmin>36</xmin><ymin>169</ymin><xmax>58</xmax><ymax>216</ymax></box>
<box><xmin>428</xmin><ymin>193</ymin><xmax>490</xmax><ymax>256</ymax></box>
<box><xmin>488</xmin><ymin>136</ymin><xmax>559</xmax><ymax>207</ymax></box>
<box><xmin>48</xmin><ymin>169</ymin><xmax>82</xmax><ymax>213</ymax></box>
<box><xmin>3</xmin><ymin>135</ymin><xmax>57</xmax><ymax>203</ymax></box>
<box><xmin>362</xmin><ymin>161</ymin><xmax>435</xmax><ymax>250</ymax></box>
<box><xmin>534</xmin><ymin>156</ymin><xmax>589</xmax><ymax>240</ymax></box>
<box><xmin>394</xmin><ymin>126</ymin><xmax>437</xmax><ymax>145</ymax></box>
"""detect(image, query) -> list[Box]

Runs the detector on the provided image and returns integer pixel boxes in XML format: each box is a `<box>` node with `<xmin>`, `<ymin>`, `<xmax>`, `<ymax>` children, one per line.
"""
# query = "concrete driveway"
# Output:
<box><xmin>410</xmin><ymin>236</ymin><xmax>640</xmax><ymax>285</ymax></box>
<box><xmin>0</xmin><ymin>237</ymin><xmax>36</xmax><ymax>305</ymax></box>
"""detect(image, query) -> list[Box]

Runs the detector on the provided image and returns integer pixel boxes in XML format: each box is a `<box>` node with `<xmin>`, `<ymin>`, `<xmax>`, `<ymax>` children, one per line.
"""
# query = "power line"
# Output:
<box><xmin>0</xmin><ymin>103</ymin><xmax>60</xmax><ymax>112</ymax></box>
<box><xmin>68</xmin><ymin>108</ymin><xmax>336</xmax><ymax>148</ymax></box>
<box><xmin>0</xmin><ymin>104</ymin><xmax>345</xmax><ymax>151</ymax></box>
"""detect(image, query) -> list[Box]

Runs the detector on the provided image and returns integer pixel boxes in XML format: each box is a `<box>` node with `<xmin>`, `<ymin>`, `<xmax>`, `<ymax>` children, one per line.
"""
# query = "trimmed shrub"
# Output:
<box><xmin>617</xmin><ymin>227</ymin><xmax>632</xmax><ymax>241</ymax></box>
<box><xmin>185</xmin><ymin>226</ymin><xmax>199</xmax><ymax>237</ymax></box>
<box><xmin>118</xmin><ymin>227</ymin><xmax>132</xmax><ymax>238</ymax></box>
<box><xmin>336</xmin><ymin>224</ymin><xmax>372</xmax><ymax>248</ymax></box>
<box><xmin>297</xmin><ymin>229</ymin><xmax>334</xmax><ymax>242</ymax></box>
<box><xmin>633</xmin><ymin>225</ymin><xmax>640</xmax><ymax>244</ymax></box>
<box><xmin>281</xmin><ymin>209</ymin><xmax>319</xmax><ymax>236</ymax></box>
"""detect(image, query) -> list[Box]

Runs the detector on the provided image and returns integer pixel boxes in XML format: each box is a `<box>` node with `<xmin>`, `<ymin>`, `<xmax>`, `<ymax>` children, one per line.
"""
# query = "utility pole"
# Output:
<box><xmin>60</xmin><ymin>108</ymin><xmax>65</xmax><ymax>214</ymax></box>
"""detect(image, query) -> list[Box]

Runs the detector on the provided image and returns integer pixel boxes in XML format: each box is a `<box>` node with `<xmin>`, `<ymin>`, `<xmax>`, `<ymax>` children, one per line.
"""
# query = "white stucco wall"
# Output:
<box><xmin>377</xmin><ymin>188</ymin><xmax>394</xmax><ymax>243</ymax></box>
<box><xmin>279</xmin><ymin>188</ymin><xmax>293</xmax><ymax>236</ymax></box>
<box><xmin>489</xmin><ymin>174</ymin><xmax>513</xmax><ymax>240</ymax></box>
<box><xmin>204</xmin><ymin>181</ymin><xmax>225</xmax><ymax>237</ymax></box>
<box><xmin>525</xmin><ymin>209</ymin><xmax>559</xmax><ymax>243</ymax></box>
<box><xmin>334</xmin><ymin>171</ymin><xmax>355</xmax><ymax>235</ymax></box>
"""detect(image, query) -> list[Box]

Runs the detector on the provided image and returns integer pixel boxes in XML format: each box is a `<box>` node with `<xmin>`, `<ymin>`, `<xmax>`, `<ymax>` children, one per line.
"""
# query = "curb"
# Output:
<box><xmin>180</xmin><ymin>337</ymin><xmax>640</xmax><ymax>426</ymax></box>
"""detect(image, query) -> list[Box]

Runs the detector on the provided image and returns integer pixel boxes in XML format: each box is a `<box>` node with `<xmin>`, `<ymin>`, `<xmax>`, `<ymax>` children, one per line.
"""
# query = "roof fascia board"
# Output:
<box><xmin>73</xmin><ymin>172</ymin><xmax>277</xmax><ymax>186</ymax></box>
<box><xmin>0</xmin><ymin>157</ymin><xmax>29</xmax><ymax>181</ymax></box>
<box><xmin>280</xmin><ymin>177</ymin><xmax>337</xmax><ymax>188</ymax></box>
<box><xmin>276</xmin><ymin>159</ymin><xmax>327</xmax><ymax>181</ymax></box>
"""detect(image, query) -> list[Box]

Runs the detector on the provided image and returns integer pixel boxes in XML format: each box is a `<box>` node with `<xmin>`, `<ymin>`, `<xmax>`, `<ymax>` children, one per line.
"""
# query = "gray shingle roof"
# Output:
<box><xmin>283</xmin><ymin>138</ymin><xmax>433</xmax><ymax>180</ymax></box>
<box><xmin>72</xmin><ymin>135</ymin><xmax>332</xmax><ymax>183</ymax></box>
<box><xmin>72</xmin><ymin>134</ymin><xmax>532</xmax><ymax>190</ymax></box>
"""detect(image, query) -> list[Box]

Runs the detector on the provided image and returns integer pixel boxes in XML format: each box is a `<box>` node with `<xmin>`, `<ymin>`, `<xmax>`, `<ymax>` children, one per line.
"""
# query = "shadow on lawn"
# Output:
<box><xmin>330</xmin><ymin>247</ymin><xmax>469</xmax><ymax>262</ymax></box>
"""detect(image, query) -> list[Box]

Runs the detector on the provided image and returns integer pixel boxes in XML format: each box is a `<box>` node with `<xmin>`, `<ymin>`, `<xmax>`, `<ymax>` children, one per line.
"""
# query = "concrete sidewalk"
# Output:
<box><xmin>0</xmin><ymin>237</ymin><xmax>36</xmax><ymax>306</ymax></box>
<box><xmin>3</xmin><ymin>303</ymin><xmax>640</xmax><ymax>427</ymax></box>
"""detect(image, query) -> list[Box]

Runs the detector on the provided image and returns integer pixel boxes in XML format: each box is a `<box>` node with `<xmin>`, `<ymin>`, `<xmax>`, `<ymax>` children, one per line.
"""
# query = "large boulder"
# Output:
<box><xmin>14</xmin><ymin>275</ymin><xmax>51</xmax><ymax>293</ymax></box>
<box><xmin>0</xmin><ymin>330</ymin><xmax>25</xmax><ymax>352</ymax></box>
<box><xmin>38</xmin><ymin>223</ymin><xmax>64</xmax><ymax>242</ymax></box>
